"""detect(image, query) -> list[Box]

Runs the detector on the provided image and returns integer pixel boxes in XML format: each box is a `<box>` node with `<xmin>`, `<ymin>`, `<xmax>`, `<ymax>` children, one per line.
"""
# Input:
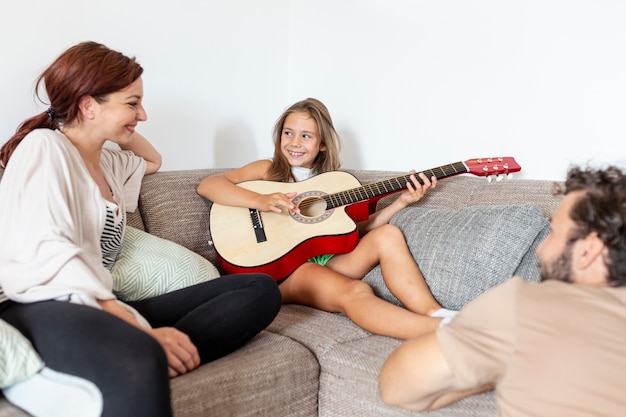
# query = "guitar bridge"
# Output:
<box><xmin>249</xmin><ymin>208</ymin><xmax>267</xmax><ymax>243</ymax></box>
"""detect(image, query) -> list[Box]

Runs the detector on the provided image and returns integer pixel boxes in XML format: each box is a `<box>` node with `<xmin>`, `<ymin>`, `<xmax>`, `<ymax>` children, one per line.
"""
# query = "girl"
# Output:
<box><xmin>197</xmin><ymin>98</ymin><xmax>456</xmax><ymax>340</ymax></box>
<box><xmin>0</xmin><ymin>41</ymin><xmax>281</xmax><ymax>417</ymax></box>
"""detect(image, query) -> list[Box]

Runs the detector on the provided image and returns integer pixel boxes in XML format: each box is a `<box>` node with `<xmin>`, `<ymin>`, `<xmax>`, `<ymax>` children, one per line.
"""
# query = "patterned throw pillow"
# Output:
<box><xmin>364</xmin><ymin>204</ymin><xmax>548</xmax><ymax>310</ymax></box>
<box><xmin>0</xmin><ymin>319</ymin><xmax>44</xmax><ymax>389</ymax></box>
<box><xmin>112</xmin><ymin>227</ymin><xmax>220</xmax><ymax>302</ymax></box>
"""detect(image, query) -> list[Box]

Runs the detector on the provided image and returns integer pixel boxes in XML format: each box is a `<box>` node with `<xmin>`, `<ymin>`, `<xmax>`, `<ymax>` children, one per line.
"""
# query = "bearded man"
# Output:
<box><xmin>379</xmin><ymin>165</ymin><xmax>626</xmax><ymax>417</ymax></box>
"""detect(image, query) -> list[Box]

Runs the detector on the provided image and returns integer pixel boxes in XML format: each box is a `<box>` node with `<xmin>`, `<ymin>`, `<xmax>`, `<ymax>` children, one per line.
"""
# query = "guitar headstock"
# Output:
<box><xmin>464</xmin><ymin>157</ymin><xmax>521</xmax><ymax>181</ymax></box>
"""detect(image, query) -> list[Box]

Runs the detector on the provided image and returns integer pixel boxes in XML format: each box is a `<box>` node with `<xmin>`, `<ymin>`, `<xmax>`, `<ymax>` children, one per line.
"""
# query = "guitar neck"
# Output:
<box><xmin>324</xmin><ymin>161</ymin><xmax>468</xmax><ymax>209</ymax></box>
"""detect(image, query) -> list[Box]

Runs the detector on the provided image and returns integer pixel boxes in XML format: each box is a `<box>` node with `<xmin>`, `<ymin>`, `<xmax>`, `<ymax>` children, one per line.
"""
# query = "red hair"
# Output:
<box><xmin>0</xmin><ymin>41</ymin><xmax>143</xmax><ymax>167</ymax></box>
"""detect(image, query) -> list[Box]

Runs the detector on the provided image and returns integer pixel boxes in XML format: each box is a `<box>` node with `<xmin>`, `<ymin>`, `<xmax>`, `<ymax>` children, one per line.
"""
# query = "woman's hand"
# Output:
<box><xmin>148</xmin><ymin>327</ymin><xmax>200</xmax><ymax>378</ymax></box>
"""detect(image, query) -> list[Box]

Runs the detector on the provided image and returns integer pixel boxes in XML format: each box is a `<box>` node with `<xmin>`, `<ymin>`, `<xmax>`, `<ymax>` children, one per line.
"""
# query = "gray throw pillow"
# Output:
<box><xmin>363</xmin><ymin>204</ymin><xmax>548</xmax><ymax>310</ymax></box>
<box><xmin>512</xmin><ymin>222</ymin><xmax>550</xmax><ymax>282</ymax></box>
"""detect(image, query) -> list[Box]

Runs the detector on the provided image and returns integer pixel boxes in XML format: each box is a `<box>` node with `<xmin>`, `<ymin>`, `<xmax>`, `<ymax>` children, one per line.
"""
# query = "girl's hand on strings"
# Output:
<box><xmin>256</xmin><ymin>192</ymin><xmax>299</xmax><ymax>214</ymax></box>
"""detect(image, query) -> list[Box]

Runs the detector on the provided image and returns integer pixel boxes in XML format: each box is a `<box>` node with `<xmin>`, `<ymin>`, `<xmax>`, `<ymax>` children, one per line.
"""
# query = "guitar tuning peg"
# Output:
<box><xmin>487</xmin><ymin>176</ymin><xmax>493</xmax><ymax>183</ymax></box>
<box><xmin>507</xmin><ymin>173</ymin><xmax>513</xmax><ymax>180</ymax></box>
<box><xmin>496</xmin><ymin>175</ymin><xmax>504</xmax><ymax>182</ymax></box>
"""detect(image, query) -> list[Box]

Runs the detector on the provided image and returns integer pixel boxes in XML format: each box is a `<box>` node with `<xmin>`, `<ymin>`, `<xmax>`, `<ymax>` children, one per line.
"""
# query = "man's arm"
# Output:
<box><xmin>378</xmin><ymin>332</ymin><xmax>493</xmax><ymax>411</ymax></box>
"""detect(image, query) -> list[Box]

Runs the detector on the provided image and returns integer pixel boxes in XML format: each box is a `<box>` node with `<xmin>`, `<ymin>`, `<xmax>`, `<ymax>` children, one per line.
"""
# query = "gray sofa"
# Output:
<box><xmin>0</xmin><ymin>167</ymin><xmax>563</xmax><ymax>417</ymax></box>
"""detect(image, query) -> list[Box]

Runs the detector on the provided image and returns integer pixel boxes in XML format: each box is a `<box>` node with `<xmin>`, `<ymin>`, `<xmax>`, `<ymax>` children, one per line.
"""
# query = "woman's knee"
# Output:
<box><xmin>241</xmin><ymin>273</ymin><xmax>282</xmax><ymax>326</ymax></box>
<box><xmin>4</xmin><ymin>302</ymin><xmax>171</xmax><ymax>416</ymax></box>
<box><xmin>98</xmin><ymin>332</ymin><xmax>171</xmax><ymax>417</ymax></box>
<box><xmin>68</xmin><ymin>318</ymin><xmax>168</xmax><ymax>388</ymax></box>
<box><xmin>254</xmin><ymin>273</ymin><xmax>282</xmax><ymax>302</ymax></box>
<box><xmin>229</xmin><ymin>273</ymin><xmax>282</xmax><ymax>310</ymax></box>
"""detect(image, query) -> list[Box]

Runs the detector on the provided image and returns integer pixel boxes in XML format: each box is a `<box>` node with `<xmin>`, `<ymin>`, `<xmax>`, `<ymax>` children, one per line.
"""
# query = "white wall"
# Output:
<box><xmin>0</xmin><ymin>0</ymin><xmax>290</xmax><ymax>170</ymax></box>
<box><xmin>2</xmin><ymin>0</ymin><xmax>625</xmax><ymax>181</ymax></box>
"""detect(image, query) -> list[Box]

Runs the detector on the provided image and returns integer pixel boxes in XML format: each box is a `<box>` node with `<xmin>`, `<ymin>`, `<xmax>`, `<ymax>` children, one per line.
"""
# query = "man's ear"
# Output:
<box><xmin>576</xmin><ymin>232</ymin><xmax>605</xmax><ymax>270</ymax></box>
<box><xmin>78</xmin><ymin>96</ymin><xmax>96</xmax><ymax>120</ymax></box>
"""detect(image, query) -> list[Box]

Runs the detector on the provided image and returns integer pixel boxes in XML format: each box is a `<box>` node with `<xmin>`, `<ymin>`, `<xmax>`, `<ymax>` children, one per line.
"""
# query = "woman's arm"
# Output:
<box><xmin>120</xmin><ymin>132</ymin><xmax>162</xmax><ymax>174</ymax></box>
<box><xmin>197</xmin><ymin>160</ymin><xmax>298</xmax><ymax>214</ymax></box>
<box><xmin>358</xmin><ymin>172</ymin><xmax>436</xmax><ymax>234</ymax></box>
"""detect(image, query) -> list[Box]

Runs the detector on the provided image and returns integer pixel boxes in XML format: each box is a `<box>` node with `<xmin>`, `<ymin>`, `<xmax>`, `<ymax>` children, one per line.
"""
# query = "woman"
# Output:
<box><xmin>0</xmin><ymin>41</ymin><xmax>281</xmax><ymax>417</ymax></box>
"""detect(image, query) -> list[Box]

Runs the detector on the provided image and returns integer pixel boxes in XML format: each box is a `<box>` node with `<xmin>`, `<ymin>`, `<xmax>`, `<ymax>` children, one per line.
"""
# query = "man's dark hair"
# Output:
<box><xmin>560</xmin><ymin>166</ymin><xmax>626</xmax><ymax>286</ymax></box>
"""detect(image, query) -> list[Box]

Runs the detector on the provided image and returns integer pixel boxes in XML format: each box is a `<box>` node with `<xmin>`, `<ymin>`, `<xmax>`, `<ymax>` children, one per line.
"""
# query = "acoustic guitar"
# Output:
<box><xmin>209</xmin><ymin>157</ymin><xmax>521</xmax><ymax>280</ymax></box>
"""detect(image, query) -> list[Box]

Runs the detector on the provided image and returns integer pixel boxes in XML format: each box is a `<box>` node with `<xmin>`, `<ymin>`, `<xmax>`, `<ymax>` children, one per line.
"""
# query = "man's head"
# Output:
<box><xmin>537</xmin><ymin>166</ymin><xmax>626</xmax><ymax>287</ymax></box>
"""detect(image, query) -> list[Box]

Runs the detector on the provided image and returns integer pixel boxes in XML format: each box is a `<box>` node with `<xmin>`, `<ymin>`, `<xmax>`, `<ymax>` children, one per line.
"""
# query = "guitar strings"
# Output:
<box><xmin>295</xmin><ymin>163</ymin><xmax>468</xmax><ymax>211</ymax></box>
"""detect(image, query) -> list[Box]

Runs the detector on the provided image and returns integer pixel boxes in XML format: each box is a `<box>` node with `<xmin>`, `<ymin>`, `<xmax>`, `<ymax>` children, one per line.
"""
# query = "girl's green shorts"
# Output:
<box><xmin>307</xmin><ymin>254</ymin><xmax>334</xmax><ymax>266</ymax></box>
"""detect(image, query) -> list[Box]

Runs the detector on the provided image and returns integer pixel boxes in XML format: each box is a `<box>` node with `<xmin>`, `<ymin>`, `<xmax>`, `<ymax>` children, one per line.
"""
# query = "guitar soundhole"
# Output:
<box><xmin>291</xmin><ymin>191</ymin><xmax>333</xmax><ymax>224</ymax></box>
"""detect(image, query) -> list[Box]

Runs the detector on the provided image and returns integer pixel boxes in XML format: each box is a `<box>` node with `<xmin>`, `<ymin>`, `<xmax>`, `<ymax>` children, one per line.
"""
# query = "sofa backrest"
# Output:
<box><xmin>135</xmin><ymin>169</ymin><xmax>564</xmax><ymax>267</ymax></box>
<box><xmin>0</xmin><ymin>166</ymin><xmax>564</xmax><ymax>271</ymax></box>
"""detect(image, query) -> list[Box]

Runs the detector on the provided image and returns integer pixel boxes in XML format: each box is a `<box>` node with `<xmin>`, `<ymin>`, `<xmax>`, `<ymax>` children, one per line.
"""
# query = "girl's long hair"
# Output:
<box><xmin>267</xmin><ymin>98</ymin><xmax>342</xmax><ymax>182</ymax></box>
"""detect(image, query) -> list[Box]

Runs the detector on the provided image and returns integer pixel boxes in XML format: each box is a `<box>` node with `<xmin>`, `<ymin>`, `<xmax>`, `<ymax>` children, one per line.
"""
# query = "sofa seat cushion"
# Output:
<box><xmin>266</xmin><ymin>305</ymin><xmax>370</xmax><ymax>359</ymax></box>
<box><xmin>112</xmin><ymin>226</ymin><xmax>220</xmax><ymax>301</ymax></box>
<box><xmin>319</xmin><ymin>335</ymin><xmax>496</xmax><ymax>416</ymax></box>
<box><xmin>171</xmin><ymin>331</ymin><xmax>319</xmax><ymax>417</ymax></box>
<box><xmin>365</xmin><ymin>203</ymin><xmax>548</xmax><ymax>310</ymax></box>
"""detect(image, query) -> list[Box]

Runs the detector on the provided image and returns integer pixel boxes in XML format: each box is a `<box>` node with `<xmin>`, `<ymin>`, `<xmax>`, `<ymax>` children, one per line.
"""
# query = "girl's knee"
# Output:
<box><xmin>377</xmin><ymin>223</ymin><xmax>403</xmax><ymax>237</ymax></box>
<box><xmin>365</xmin><ymin>224</ymin><xmax>406</xmax><ymax>246</ymax></box>
<box><xmin>340</xmin><ymin>279</ymin><xmax>375</xmax><ymax>305</ymax></box>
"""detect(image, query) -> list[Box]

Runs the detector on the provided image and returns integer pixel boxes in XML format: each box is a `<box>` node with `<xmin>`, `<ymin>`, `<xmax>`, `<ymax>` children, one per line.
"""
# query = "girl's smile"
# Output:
<box><xmin>280</xmin><ymin>111</ymin><xmax>325</xmax><ymax>169</ymax></box>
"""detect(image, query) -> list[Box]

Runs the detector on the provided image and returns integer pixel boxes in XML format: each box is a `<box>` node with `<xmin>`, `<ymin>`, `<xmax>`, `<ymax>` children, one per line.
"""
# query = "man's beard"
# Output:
<box><xmin>539</xmin><ymin>244</ymin><xmax>574</xmax><ymax>283</ymax></box>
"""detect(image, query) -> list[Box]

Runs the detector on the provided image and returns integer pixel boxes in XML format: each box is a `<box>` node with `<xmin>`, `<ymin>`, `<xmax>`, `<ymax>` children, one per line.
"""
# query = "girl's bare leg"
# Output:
<box><xmin>326</xmin><ymin>224</ymin><xmax>442</xmax><ymax>316</ymax></box>
<box><xmin>279</xmin><ymin>262</ymin><xmax>441</xmax><ymax>340</ymax></box>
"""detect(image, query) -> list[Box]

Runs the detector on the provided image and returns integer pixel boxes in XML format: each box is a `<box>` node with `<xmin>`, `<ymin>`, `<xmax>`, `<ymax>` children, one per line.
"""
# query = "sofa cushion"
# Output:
<box><xmin>364</xmin><ymin>203</ymin><xmax>548</xmax><ymax>310</ymax></box>
<box><xmin>171</xmin><ymin>331</ymin><xmax>319</xmax><ymax>417</ymax></box>
<box><xmin>513</xmin><ymin>221</ymin><xmax>550</xmax><ymax>281</ymax></box>
<box><xmin>138</xmin><ymin>169</ymin><xmax>227</xmax><ymax>265</ymax></box>
<box><xmin>0</xmin><ymin>320</ymin><xmax>44</xmax><ymax>389</ymax></box>
<box><xmin>319</xmin><ymin>335</ymin><xmax>497</xmax><ymax>416</ymax></box>
<box><xmin>112</xmin><ymin>226</ymin><xmax>220</xmax><ymax>302</ymax></box>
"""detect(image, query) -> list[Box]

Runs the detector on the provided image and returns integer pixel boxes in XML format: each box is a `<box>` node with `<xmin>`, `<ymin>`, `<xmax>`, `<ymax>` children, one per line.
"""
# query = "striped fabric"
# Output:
<box><xmin>111</xmin><ymin>227</ymin><xmax>220</xmax><ymax>302</ymax></box>
<box><xmin>0</xmin><ymin>320</ymin><xmax>44</xmax><ymax>389</ymax></box>
<box><xmin>101</xmin><ymin>201</ymin><xmax>124</xmax><ymax>271</ymax></box>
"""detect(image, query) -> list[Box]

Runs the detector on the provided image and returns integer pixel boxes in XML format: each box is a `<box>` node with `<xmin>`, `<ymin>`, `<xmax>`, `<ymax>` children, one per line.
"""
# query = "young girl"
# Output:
<box><xmin>197</xmin><ymin>98</ymin><xmax>456</xmax><ymax>340</ymax></box>
<box><xmin>0</xmin><ymin>41</ymin><xmax>281</xmax><ymax>417</ymax></box>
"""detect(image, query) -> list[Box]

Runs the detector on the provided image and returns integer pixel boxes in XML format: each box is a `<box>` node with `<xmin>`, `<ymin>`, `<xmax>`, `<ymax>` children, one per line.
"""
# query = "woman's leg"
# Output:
<box><xmin>279</xmin><ymin>263</ymin><xmax>440</xmax><ymax>339</ymax></box>
<box><xmin>327</xmin><ymin>224</ymin><xmax>443</xmax><ymax>316</ymax></box>
<box><xmin>128</xmin><ymin>273</ymin><xmax>281</xmax><ymax>362</ymax></box>
<box><xmin>0</xmin><ymin>301</ymin><xmax>172</xmax><ymax>417</ymax></box>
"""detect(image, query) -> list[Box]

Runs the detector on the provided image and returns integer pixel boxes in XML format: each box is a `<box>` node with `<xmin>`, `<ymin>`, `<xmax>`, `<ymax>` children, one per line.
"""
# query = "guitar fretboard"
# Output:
<box><xmin>322</xmin><ymin>161</ymin><xmax>468</xmax><ymax>209</ymax></box>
